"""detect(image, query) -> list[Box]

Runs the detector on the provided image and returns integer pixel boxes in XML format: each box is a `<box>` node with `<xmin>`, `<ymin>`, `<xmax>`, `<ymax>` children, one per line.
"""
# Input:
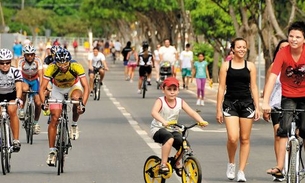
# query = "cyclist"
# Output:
<box><xmin>88</xmin><ymin>47</ymin><xmax>109</xmax><ymax>96</ymax></box>
<box><xmin>151</xmin><ymin>77</ymin><xmax>208</xmax><ymax>173</ymax></box>
<box><xmin>0</xmin><ymin>48</ymin><xmax>23</xmax><ymax>152</ymax></box>
<box><xmin>137</xmin><ymin>41</ymin><xmax>154</xmax><ymax>94</ymax></box>
<box><xmin>262</xmin><ymin>21</ymin><xmax>305</xmax><ymax>178</ymax></box>
<box><xmin>39</xmin><ymin>48</ymin><xmax>89</xmax><ymax>166</ymax></box>
<box><xmin>18</xmin><ymin>45</ymin><xmax>43</xmax><ymax>135</ymax></box>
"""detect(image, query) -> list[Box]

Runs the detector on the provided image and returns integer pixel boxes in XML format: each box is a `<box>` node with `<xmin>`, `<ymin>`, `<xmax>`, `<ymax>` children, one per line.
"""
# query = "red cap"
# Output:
<box><xmin>163</xmin><ymin>77</ymin><xmax>179</xmax><ymax>87</ymax></box>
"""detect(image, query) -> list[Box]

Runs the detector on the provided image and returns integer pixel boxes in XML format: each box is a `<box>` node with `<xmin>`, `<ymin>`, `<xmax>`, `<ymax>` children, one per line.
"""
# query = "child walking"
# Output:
<box><xmin>150</xmin><ymin>77</ymin><xmax>208</xmax><ymax>173</ymax></box>
<box><xmin>192</xmin><ymin>52</ymin><xmax>210</xmax><ymax>106</ymax></box>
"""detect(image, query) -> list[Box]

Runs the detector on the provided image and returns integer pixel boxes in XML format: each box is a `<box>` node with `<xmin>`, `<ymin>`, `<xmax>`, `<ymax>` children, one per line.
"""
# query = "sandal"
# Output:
<box><xmin>266</xmin><ymin>167</ymin><xmax>284</xmax><ymax>178</ymax></box>
<box><xmin>159</xmin><ymin>164</ymin><xmax>169</xmax><ymax>174</ymax></box>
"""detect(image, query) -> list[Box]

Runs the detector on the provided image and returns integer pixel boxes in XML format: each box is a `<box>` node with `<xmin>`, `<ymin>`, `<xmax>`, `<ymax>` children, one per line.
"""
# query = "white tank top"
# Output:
<box><xmin>150</xmin><ymin>96</ymin><xmax>182</xmax><ymax>136</ymax></box>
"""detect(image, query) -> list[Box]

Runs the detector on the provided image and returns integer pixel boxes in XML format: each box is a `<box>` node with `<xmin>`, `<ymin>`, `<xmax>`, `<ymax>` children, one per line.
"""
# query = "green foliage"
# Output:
<box><xmin>192</xmin><ymin>42</ymin><xmax>214</xmax><ymax>63</ymax></box>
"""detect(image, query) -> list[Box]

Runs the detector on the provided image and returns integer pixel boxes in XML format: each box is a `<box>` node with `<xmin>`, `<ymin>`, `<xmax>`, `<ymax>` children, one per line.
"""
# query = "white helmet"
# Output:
<box><xmin>23</xmin><ymin>45</ymin><xmax>36</xmax><ymax>54</ymax></box>
<box><xmin>0</xmin><ymin>49</ymin><xmax>13</xmax><ymax>60</ymax></box>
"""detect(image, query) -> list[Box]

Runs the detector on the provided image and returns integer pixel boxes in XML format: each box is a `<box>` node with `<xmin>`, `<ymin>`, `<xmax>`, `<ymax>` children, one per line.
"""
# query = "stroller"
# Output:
<box><xmin>157</xmin><ymin>61</ymin><xmax>172</xmax><ymax>89</ymax></box>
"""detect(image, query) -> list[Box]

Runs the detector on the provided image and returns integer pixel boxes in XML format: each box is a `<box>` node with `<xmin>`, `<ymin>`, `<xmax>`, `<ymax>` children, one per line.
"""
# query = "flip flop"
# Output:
<box><xmin>267</xmin><ymin>167</ymin><xmax>284</xmax><ymax>178</ymax></box>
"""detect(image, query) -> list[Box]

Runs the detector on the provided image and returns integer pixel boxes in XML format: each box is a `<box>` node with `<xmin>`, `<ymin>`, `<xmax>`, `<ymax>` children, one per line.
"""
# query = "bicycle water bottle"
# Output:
<box><xmin>19</xmin><ymin>109</ymin><xmax>25</xmax><ymax>120</ymax></box>
<box><xmin>291</xmin><ymin>122</ymin><xmax>296</xmax><ymax>136</ymax></box>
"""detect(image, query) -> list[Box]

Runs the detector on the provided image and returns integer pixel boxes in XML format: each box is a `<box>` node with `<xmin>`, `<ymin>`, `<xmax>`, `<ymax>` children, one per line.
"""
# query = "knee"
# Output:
<box><xmin>228</xmin><ymin>136</ymin><xmax>239</xmax><ymax>145</ymax></box>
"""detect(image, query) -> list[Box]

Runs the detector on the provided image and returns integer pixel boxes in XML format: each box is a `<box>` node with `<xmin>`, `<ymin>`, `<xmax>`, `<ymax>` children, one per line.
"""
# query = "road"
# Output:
<box><xmin>1</xmin><ymin>53</ymin><xmax>278</xmax><ymax>183</ymax></box>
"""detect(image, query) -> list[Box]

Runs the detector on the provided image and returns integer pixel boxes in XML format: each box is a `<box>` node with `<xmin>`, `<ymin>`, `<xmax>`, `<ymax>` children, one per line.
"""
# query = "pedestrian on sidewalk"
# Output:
<box><xmin>192</xmin><ymin>52</ymin><xmax>210</xmax><ymax>106</ymax></box>
<box><xmin>179</xmin><ymin>43</ymin><xmax>193</xmax><ymax>89</ymax></box>
<box><xmin>216</xmin><ymin>37</ymin><xmax>260</xmax><ymax>182</ymax></box>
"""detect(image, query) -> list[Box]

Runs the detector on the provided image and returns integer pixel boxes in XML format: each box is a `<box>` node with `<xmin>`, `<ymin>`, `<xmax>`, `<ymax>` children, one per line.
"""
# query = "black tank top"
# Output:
<box><xmin>225</xmin><ymin>60</ymin><xmax>252</xmax><ymax>100</ymax></box>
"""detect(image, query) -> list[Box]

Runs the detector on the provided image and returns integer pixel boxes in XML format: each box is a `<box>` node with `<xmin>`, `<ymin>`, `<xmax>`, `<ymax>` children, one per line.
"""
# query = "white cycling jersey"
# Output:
<box><xmin>0</xmin><ymin>67</ymin><xmax>23</xmax><ymax>94</ymax></box>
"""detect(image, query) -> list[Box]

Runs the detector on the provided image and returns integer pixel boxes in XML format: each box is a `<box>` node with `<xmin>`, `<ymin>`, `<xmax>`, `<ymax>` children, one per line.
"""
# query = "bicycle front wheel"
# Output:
<box><xmin>94</xmin><ymin>80</ymin><xmax>101</xmax><ymax>101</ymax></box>
<box><xmin>57</xmin><ymin>120</ymin><xmax>65</xmax><ymax>175</ymax></box>
<box><xmin>287</xmin><ymin>140</ymin><xmax>298</xmax><ymax>183</ymax></box>
<box><xmin>143</xmin><ymin>155</ymin><xmax>165</xmax><ymax>183</ymax></box>
<box><xmin>26</xmin><ymin>103</ymin><xmax>35</xmax><ymax>144</ymax></box>
<box><xmin>0</xmin><ymin>119</ymin><xmax>7</xmax><ymax>175</ymax></box>
<box><xmin>181</xmin><ymin>156</ymin><xmax>202</xmax><ymax>183</ymax></box>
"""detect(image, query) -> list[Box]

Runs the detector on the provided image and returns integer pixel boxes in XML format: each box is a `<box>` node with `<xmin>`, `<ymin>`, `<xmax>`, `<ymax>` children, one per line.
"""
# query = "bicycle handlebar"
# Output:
<box><xmin>167</xmin><ymin>120</ymin><xmax>209</xmax><ymax>130</ymax></box>
<box><xmin>46</xmin><ymin>98</ymin><xmax>82</xmax><ymax>105</ymax></box>
<box><xmin>0</xmin><ymin>101</ymin><xmax>17</xmax><ymax>106</ymax></box>
<box><xmin>271</xmin><ymin>107</ymin><xmax>305</xmax><ymax>114</ymax></box>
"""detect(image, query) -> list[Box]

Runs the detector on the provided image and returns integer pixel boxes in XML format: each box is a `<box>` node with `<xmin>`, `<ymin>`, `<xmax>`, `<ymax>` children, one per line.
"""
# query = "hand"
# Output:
<box><xmin>41</xmin><ymin>101</ymin><xmax>49</xmax><ymax>111</ymax></box>
<box><xmin>216</xmin><ymin>111</ymin><xmax>224</xmax><ymax>124</ymax></box>
<box><xmin>263</xmin><ymin>111</ymin><xmax>271</xmax><ymax>122</ymax></box>
<box><xmin>15</xmin><ymin>98</ymin><xmax>23</xmax><ymax>108</ymax></box>
<box><xmin>77</xmin><ymin>103</ymin><xmax>85</xmax><ymax>114</ymax></box>
<box><xmin>198</xmin><ymin>121</ymin><xmax>209</xmax><ymax>127</ymax></box>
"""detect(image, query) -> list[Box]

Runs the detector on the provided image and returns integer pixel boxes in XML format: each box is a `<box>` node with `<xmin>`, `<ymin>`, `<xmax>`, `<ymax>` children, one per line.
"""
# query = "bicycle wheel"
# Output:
<box><xmin>142</xmin><ymin>77</ymin><xmax>147</xmax><ymax>99</ymax></box>
<box><xmin>181</xmin><ymin>156</ymin><xmax>202</xmax><ymax>183</ymax></box>
<box><xmin>94</xmin><ymin>80</ymin><xmax>101</xmax><ymax>101</ymax></box>
<box><xmin>287</xmin><ymin>140</ymin><xmax>298</xmax><ymax>183</ymax></box>
<box><xmin>27</xmin><ymin>102</ymin><xmax>35</xmax><ymax>145</ymax></box>
<box><xmin>143</xmin><ymin>155</ymin><xmax>165</xmax><ymax>183</ymax></box>
<box><xmin>57</xmin><ymin>120</ymin><xmax>65</xmax><ymax>175</ymax></box>
<box><xmin>0</xmin><ymin>119</ymin><xmax>7</xmax><ymax>175</ymax></box>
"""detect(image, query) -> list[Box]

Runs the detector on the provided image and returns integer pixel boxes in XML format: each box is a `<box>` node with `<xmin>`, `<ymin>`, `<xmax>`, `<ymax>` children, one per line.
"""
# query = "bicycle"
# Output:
<box><xmin>142</xmin><ymin>73</ymin><xmax>148</xmax><ymax>99</ymax></box>
<box><xmin>143</xmin><ymin>121</ymin><xmax>208</xmax><ymax>183</ymax></box>
<box><xmin>0</xmin><ymin>100</ymin><xmax>16</xmax><ymax>175</ymax></box>
<box><xmin>46</xmin><ymin>95</ymin><xmax>84</xmax><ymax>175</ymax></box>
<box><xmin>271</xmin><ymin>108</ymin><xmax>305</xmax><ymax>183</ymax></box>
<box><xmin>22</xmin><ymin>90</ymin><xmax>37</xmax><ymax>144</ymax></box>
<box><xmin>93</xmin><ymin>67</ymin><xmax>102</xmax><ymax>101</ymax></box>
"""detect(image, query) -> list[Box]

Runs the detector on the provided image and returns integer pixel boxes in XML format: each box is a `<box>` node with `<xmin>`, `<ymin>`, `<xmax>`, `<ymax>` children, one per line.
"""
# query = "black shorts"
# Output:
<box><xmin>88</xmin><ymin>67</ymin><xmax>103</xmax><ymax>75</ymax></box>
<box><xmin>0</xmin><ymin>91</ymin><xmax>16</xmax><ymax>102</ymax></box>
<box><xmin>152</xmin><ymin>128</ymin><xmax>182</xmax><ymax>151</ymax></box>
<box><xmin>139</xmin><ymin>65</ymin><xmax>152</xmax><ymax>77</ymax></box>
<box><xmin>222</xmin><ymin>98</ymin><xmax>255</xmax><ymax>118</ymax></box>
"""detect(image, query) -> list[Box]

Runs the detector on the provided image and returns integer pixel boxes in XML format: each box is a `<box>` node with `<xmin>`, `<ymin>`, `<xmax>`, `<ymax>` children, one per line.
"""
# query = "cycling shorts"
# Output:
<box><xmin>0</xmin><ymin>91</ymin><xmax>16</xmax><ymax>102</ymax></box>
<box><xmin>23</xmin><ymin>78</ymin><xmax>40</xmax><ymax>96</ymax></box>
<box><xmin>139</xmin><ymin>65</ymin><xmax>152</xmax><ymax>77</ymax></box>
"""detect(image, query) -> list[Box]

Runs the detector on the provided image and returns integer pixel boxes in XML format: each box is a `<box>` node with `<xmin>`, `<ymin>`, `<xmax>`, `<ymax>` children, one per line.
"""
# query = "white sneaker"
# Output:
<box><xmin>46</xmin><ymin>150</ymin><xmax>57</xmax><ymax>166</ymax></box>
<box><xmin>273</xmin><ymin>176</ymin><xmax>284</xmax><ymax>182</ymax></box>
<box><xmin>137</xmin><ymin>89</ymin><xmax>142</xmax><ymax>94</ymax></box>
<box><xmin>196</xmin><ymin>99</ymin><xmax>200</xmax><ymax>105</ymax></box>
<box><xmin>201</xmin><ymin>100</ymin><xmax>205</xmax><ymax>106</ymax></box>
<box><xmin>237</xmin><ymin>170</ymin><xmax>246</xmax><ymax>182</ymax></box>
<box><xmin>70</xmin><ymin>125</ymin><xmax>79</xmax><ymax>140</ymax></box>
<box><xmin>33</xmin><ymin>124</ymin><xmax>40</xmax><ymax>135</ymax></box>
<box><xmin>226</xmin><ymin>163</ymin><xmax>235</xmax><ymax>180</ymax></box>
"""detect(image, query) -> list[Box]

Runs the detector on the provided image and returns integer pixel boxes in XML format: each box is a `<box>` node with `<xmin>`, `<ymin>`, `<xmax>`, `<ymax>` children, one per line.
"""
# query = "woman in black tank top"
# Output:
<box><xmin>216</xmin><ymin>38</ymin><xmax>260</xmax><ymax>181</ymax></box>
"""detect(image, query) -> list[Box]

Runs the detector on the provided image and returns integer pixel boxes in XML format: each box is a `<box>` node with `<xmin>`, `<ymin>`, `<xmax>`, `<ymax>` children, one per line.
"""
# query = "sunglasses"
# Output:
<box><xmin>56</xmin><ymin>62</ymin><xmax>70</xmax><ymax>68</ymax></box>
<box><xmin>25</xmin><ymin>53</ymin><xmax>35</xmax><ymax>57</ymax></box>
<box><xmin>0</xmin><ymin>61</ymin><xmax>11</xmax><ymax>65</ymax></box>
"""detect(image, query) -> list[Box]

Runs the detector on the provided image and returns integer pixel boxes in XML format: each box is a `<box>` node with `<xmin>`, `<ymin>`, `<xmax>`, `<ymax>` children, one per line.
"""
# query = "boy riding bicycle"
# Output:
<box><xmin>150</xmin><ymin>77</ymin><xmax>208</xmax><ymax>173</ymax></box>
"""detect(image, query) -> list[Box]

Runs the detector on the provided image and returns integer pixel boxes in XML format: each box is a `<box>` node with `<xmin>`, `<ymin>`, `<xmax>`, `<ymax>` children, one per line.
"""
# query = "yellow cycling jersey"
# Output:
<box><xmin>43</xmin><ymin>61</ymin><xmax>85</xmax><ymax>88</ymax></box>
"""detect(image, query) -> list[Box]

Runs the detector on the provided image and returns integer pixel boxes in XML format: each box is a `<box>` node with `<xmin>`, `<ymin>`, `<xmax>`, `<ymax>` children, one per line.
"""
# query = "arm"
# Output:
<box><xmin>79</xmin><ymin>76</ymin><xmax>89</xmax><ymax>105</ymax></box>
<box><xmin>248</xmin><ymin>62</ymin><xmax>260</xmax><ymax>121</ymax></box>
<box><xmin>216</xmin><ymin>62</ymin><xmax>228</xmax><ymax>124</ymax></box>
<box><xmin>182</xmin><ymin>100</ymin><xmax>207</xmax><ymax>126</ymax></box>
<box><xmin>88</xmin><ymin>59</ymin><xmax>93</xmax><ymax>71</ymax></box>
<box><xmin>151</xmin><ymin>99</ymin><xmax>168</xmax><ymax>126</ymax></box>
<box><xmin>205</xmin><ymin>63</ymin><xmax>211</xmax><ymax>80</ymax></box>
<box><xmin>39</xmin><ymin>77</ymin><xmax>49</xmax><ymax>104</ymax></box>
<box><xmin>102</xmin><ymin>59</ymin><xmax>109</xmax><ymax>71</ymax></box>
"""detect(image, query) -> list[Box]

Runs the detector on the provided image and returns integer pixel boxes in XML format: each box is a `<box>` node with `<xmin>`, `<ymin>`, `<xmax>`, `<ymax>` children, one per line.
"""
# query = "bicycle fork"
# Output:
<box><xmin>285</xmin><ymin>136</ymin><xmax>301</xmax><ymax>182</ymax></box>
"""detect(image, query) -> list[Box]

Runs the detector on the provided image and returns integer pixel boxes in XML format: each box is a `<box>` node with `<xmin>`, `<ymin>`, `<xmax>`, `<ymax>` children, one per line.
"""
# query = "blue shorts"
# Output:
<box><xmin>123</xmin><ymin>60</ymin><xmax>128</xmax><ymax>66</ymax></box>
<box><xmin>23</xmin><ymin>79</ymin><xmax>39</xmax><ymax>95</ymax></box>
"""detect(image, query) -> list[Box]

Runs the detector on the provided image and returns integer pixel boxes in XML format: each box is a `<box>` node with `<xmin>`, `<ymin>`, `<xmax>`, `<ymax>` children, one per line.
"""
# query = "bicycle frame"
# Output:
<box><xmin>93</xmin><ymin>70</ymin><xmax>101</xmax><ymax>101</ymax></box>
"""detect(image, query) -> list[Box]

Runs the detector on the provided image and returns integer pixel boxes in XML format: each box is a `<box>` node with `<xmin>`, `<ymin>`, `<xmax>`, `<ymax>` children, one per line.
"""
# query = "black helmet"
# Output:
<box><xmin>142</xmin><ymin>41</ymin><xmax>149</xmax><ymax>47</ymax></box>
<box><xmin>54</xmin><ymin>48</ymin><xmax>71</xmax><ymax>63</ymax></box>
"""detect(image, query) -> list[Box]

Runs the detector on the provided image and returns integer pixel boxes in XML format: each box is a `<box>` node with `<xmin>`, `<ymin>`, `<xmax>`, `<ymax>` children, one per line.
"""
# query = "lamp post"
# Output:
<box><xmin>258</xmin><ymin>0</ymin><xmax>262</xmax><ymax>95</ymax></box>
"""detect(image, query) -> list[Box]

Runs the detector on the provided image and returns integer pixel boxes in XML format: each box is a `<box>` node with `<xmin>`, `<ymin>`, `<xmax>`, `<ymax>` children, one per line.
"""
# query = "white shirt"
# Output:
<box><xmin>88</xmin><ymin>52</ymin><xmax>106</xmax><ymax>68</ymax></box>
<box><xmin>0</xmin><ymin>67</ymin><xmax>23</xmax><ymax>94</ymax></box>
<box><xmin>154</xmin><ymin>50</ymin><xmax>160</xmax><ymax>61</ymax></box>
<box><xmin>270</xmin><ymin>74</ymin><xmax>281</xmax><ymax>109</ymax></box>
<box><xmin>114</xmin><ymin>41</ymin><xmax>122</xmax><ymax>51</ymax></box>
<box><xmin>179</xmin><ymin>50</ymin><xmax>193</xmax><ymax>68</ymax></box>
<box><xmin>159</xmin><ymin>46</ymin><xmax>177</xmax><ymax>65</ymax></box>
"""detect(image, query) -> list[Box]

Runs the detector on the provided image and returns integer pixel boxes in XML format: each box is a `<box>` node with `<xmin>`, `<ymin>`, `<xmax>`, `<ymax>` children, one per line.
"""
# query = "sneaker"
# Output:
<box><xmin>90</xmin><ymin>91</ymin><xmax>94</xmax><ymax>97</ymax></box>
<box><xmin>100</xmin><ymin>81</ymin><xmax>103</xmax><ymax>85</ymax></box>
<box><xmin>147</xmin><ymin>81</ymin><xmax>151</xmax><ymax>85</ymax></box>
<box><xmin>201</xmin><ymin>100</ymin><xmax>205</xmax><ymax>106</ymax></box>
<box><xmin>273</xmin><ymin>176</ymin><xmax>284</xmax><ymax>182</ymax></box>
<box><xmin>226</xmin><ymin>163</ymin><xmax>235</xmax><ymax>180</ymax></box>
<box><xmin>196</xmin><ymin>99</ymin><xmax>201</xmax><ymax>106</ymax></box>
<box><xmin>46</xmin><ymin>149</ymin><xmax>57</xmax><ymax>166</ymax></box>
<box><xmin>137</xmin><ymin>89</ymin><xmax>142</xmax><ymax>94</ymax></box>
<box><xmin>70</xmin><ymin>125</ymin><xmax>79</xmax><ymax>140</ymax></box>
<box><xmin>33</xmin><ymin>124</ymin><xmax>40</xmax><ymax>135</ymax></box>
<box><xmin>18</xmin><ymin>109</ymin><xmax>25</xmax><ymax>120</ymax></box>
<box><xmin>237</xmin><ymin>170</ymin><xmax>246</xmax><ymax>182</ymax></box>
<box><xmin>159</xmin><ymin>163</ymin><xmax>169</xmax><ymax>174</ymax></box>
<box><xmin>12</xmin><ymin>140</ymin><xmax>21</xmax><ymax>152</ymax></box>
<box><xmin>183</xmin><ymin>84</ymin><xmax>185</xmax><ymax>89</ymax></box>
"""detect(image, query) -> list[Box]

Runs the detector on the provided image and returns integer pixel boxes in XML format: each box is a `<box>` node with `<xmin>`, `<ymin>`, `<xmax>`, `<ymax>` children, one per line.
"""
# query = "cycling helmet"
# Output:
<box><xmin>54</xmin><ymin>48</ymin><xmax>72</xmax><ymax>63</ymax></box>
<box><xmin>23</xmin><ymin>45</ymin><xmax>36</xmax><ymax>54</ymax></box>
<box><xmin>50</xmin><ymin>45</ymin><xmax>62</xmax><ymax>55</ymax></box>
<box><xmin>0</xmin><ymin>49</ymin><xmax>13</xmax><ymax>60</ymax></box>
